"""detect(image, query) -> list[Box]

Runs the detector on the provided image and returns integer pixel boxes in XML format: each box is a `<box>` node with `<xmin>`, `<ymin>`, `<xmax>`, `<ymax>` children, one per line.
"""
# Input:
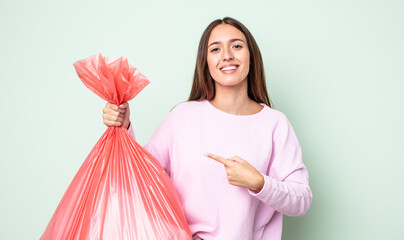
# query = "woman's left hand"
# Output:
<box><xmin>205</xmin><ymin>153</ymin><xmax>264</xmax><ymax>193</ymax></box>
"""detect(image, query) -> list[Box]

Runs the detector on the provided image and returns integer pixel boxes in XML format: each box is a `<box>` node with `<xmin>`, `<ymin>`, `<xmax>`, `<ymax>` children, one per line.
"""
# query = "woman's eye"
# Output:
<box><xmin>233</xmin><ymin>44</ymin><xmax>242</xmax><ymax>49</ymax></box>
<box><xmin>210</xmin><ymin>48</ymin><xmax>219</xmax><ymax>52</ymax></box>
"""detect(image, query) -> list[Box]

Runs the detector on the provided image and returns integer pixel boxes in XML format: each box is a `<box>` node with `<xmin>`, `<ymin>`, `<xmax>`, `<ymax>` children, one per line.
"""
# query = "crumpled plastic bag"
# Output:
<box><xmin>41</xmin><ymin>53</ymin><xmax>191</xmax><ymax>240</ymax></box>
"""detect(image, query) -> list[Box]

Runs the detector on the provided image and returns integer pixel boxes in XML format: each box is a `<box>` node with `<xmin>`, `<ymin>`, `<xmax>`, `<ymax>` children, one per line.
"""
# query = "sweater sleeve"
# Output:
<box><xmin>128</xmin><ymin>114</ymin><xmax>173</xmax><ymax>176</ymax></box>
<box><xmin>249</xmin><ymin>114</ymin><xmax>312</xmax><ymax>217</ymax></box>
<box><xmin>128</xmin><ymin>123</ymin><xmax>136</xmax><ymax>140</ymax></box>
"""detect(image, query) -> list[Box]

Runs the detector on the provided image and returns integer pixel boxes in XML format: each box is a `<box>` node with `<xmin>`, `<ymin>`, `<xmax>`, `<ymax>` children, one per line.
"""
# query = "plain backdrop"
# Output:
<box><xmin>1</xmin><ymin>0</ymin><xmax>403</xmax><ymax>239</ymax></box>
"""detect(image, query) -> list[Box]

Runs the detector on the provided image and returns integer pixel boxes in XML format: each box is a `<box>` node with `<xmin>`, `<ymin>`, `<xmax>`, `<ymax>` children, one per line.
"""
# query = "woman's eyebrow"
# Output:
<box><xmin>208</xmin><ymin>38</ymin><xmax>245</xmax><ymax>47</ymax></box>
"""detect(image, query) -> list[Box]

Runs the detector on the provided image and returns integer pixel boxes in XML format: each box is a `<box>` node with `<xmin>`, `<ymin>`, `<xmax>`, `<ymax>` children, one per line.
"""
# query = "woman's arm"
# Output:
<box><xmin>206</xmin><ymin>114</ymin><xmax>312</xmax><ymax>217</ymax></box>
<box><xmin>103</xmin><ymin>102</ymin><xmax>172</xmax><ymax>174</ymax></box>
<box><xmin>249</xmin><ymin>114</ymin><xmax>312</xmax><ymax>217</ymax></box>
<box><xmin>134</xmin><ymin>114</ymin><xmax>173</xmax><ymax>176</ymax></box>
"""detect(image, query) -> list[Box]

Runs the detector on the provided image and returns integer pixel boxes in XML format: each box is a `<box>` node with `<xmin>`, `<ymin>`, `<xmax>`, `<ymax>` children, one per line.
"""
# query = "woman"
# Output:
<box><xmin>103</xmin><ymin>17</ymin><xmax>312</xmax><ymax>240</ymax></box>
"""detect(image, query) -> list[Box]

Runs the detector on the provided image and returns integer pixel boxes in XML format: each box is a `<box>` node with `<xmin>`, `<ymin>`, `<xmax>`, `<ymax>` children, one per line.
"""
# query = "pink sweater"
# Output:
<box><xmin>128</xmin><ymin>100</ymin><xmax>312</xmax><ymax>240</ymax></box>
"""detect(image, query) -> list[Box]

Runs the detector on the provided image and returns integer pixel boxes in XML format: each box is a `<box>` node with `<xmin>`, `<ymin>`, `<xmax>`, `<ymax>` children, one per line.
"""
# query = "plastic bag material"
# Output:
<box><xmin>41</xmin><ymin>53</ymin><xmax>191</xmax><ymax>240</ymax></box>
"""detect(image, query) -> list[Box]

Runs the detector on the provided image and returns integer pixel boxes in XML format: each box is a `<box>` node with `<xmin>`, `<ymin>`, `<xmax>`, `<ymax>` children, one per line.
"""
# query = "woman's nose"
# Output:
<box><xmin>222</xmin><ymin>47</ymin><xmax>234</xmax><ymax>61</ymax></box>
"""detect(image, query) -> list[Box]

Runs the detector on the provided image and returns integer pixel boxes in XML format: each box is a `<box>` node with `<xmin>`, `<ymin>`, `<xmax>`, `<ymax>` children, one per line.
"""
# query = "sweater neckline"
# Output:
<box><xmin>203</xmin><ymin>100</ymin><xmax>267</xmax><ymax>118</ymax></box>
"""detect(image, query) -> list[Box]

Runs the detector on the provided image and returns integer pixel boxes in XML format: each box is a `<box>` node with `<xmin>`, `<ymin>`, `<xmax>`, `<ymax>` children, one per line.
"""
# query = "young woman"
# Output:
<box><xmin>102</xmin><ymin>17</ymin><xmax>312</xmax><ymax>240</ymax></box>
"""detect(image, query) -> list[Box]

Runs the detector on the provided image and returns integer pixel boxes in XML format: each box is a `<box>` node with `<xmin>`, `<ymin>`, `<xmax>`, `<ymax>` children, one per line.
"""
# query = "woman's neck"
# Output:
<box><xmin>210</xmin><ymin>82</ymin><xmax>262</xmax><ymax>115</ymax></box>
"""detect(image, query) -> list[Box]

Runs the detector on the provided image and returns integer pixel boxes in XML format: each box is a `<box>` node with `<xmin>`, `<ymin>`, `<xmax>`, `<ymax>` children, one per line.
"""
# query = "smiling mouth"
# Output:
<box><xmin>220</xmin><ymin>65</ymin><xmax>239</xmax><ymax>72</ymax></box>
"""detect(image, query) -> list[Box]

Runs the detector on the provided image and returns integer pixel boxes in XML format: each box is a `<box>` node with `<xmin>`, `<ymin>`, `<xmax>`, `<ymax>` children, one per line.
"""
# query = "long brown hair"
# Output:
<box><xmin>188</xmin><ymin>17</ymin><xmax>272</xmax><ymax>108</ymax></box>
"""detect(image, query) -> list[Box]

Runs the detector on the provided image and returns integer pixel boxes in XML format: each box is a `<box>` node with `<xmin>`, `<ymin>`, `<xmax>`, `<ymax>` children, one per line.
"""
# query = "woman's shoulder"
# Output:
<box><xmin>174</xmin><ymin>100</ymin><xmax>205</xmax><ymax>108</ymax></box>
<box><xmin>164</xmin><ymin>100</ymin><xmax>206</xmax><ymax>120</ymax></box>
<box><xmin>258</xmin><ymin>104</ymin><xmax>289</xmax><ymax>122</ymax></box>
<box><xmin>170</xmin><ymin>100</ymin><xmax>206</xmax><ymax>114</ymax></box>
<box><xmin>262</xmin><ymin>106</ymin><xmax>299</xmax><ymax>136</ymax></box>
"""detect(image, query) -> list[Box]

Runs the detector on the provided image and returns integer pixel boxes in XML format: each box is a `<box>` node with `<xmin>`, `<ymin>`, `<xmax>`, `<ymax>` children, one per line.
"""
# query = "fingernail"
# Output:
<box><xmin>203</xmin><ymin>153</ymin><xmax>209</xmax><ymax>157</ymax></box>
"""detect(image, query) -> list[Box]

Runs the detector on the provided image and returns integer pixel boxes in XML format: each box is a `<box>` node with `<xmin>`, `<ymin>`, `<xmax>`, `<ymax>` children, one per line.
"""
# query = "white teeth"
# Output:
<box><xmin>221</xmin><ymin>66</ymin><xmax>237</xmax><ymax>71</ymax></box>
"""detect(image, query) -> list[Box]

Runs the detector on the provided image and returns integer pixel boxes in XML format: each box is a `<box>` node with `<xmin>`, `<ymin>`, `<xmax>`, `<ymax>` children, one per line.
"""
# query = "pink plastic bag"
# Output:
<box><xmin>41</xmin><ymin>54</ymin><xmax>191</xmax><ymax>240</ymax></box>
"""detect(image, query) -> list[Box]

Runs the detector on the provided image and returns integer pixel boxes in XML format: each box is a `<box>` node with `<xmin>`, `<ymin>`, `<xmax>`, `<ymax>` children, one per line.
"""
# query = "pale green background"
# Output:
<box><xmin>1</xmin><ymin>0</ymin><xmax>403</xmax><ymax>239</ymax></box>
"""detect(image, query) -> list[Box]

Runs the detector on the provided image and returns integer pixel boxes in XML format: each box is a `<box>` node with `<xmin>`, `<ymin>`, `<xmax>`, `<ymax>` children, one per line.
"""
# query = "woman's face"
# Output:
<box><xmin>207</xmin><ymin>24</ymin><xmax>250</xmax><ymax>88</ymax></box>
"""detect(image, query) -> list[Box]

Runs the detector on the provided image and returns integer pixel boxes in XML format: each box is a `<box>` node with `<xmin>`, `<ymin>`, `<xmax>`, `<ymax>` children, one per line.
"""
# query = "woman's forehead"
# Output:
<box><xmin>208</xmin><ymin>24</ymin><xmax>246</xmax><ymax>45</ymax></box>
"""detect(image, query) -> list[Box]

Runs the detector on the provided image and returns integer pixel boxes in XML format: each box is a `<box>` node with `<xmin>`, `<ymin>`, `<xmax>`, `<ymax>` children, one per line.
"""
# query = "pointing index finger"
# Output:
<box><xmin>204</xmin><ymin>153</ymin><xmax>229</xmax><ymax>166</ymax></box>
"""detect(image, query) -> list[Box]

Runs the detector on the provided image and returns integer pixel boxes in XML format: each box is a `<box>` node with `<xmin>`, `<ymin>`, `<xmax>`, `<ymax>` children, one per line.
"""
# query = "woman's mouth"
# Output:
<box><xmin>220</xmin><ymin>65</ymin><xmax>239</xmax><ymax>74</ymax></box>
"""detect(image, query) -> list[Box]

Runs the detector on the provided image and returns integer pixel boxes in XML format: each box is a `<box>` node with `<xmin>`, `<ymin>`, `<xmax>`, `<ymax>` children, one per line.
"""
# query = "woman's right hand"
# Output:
<box><xmin>102</xmin><ymin>102</ymin><xmax>131</xmax><ymax>129</ymax></box>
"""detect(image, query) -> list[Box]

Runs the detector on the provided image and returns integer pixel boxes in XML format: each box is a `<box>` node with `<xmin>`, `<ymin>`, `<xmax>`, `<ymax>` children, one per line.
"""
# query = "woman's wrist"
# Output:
<box><xmin>250</xmin><ymin>173</ymin><xmax>265</xmax><ymax>193</ymax></box>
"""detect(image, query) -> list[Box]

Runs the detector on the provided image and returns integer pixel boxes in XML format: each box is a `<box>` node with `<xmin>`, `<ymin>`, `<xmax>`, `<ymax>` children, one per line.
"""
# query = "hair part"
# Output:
<box><xmin>188</xmin><ymin>17</ymin><xmax>273</xmax><ymax>108</ymax></box>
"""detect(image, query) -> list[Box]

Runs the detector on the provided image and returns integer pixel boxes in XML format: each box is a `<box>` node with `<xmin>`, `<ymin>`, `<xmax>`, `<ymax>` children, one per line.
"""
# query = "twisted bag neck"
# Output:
<box><xmin>73</xmin><ymin>53</ymin><xmax>150</xmax><ymax>105</ymax></box>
